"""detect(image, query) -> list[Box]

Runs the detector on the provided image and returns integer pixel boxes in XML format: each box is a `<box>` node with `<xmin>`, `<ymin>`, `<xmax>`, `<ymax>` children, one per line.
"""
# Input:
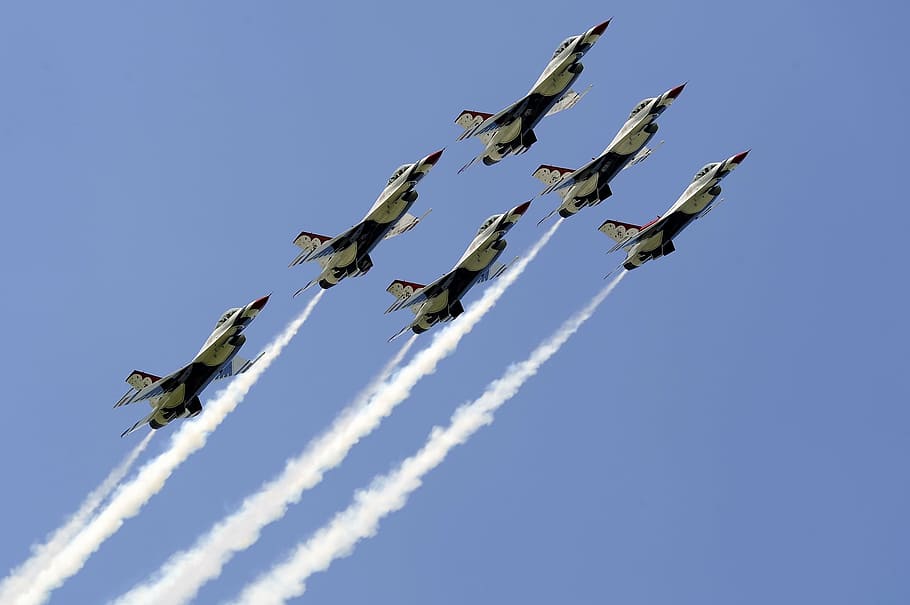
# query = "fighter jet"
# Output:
<box><xmin>599</xmin><ymin>151</ymin><xmax>749</xmax><ymax>272</ymax></box>
<box><xmin>289</xmin><ymin>149</ymin><xmax>444</xmax><ymax>295</ymax></box>
<box><xmin>454</xmin><ymin>19</ymin><xmax>610</xmax><ymax>171</ymax></box>
<box><xmin>114</xmin><ymin>294</ymin><xmax>270</xmax><ymax>437</ymax></box>
<box><xmin>532</xmin><ymin>83</ymin><xmax>686</xmax><ymax>223</ymax></box>
<box><xmin>384</xmin><ymin>201</ymin><xmax>531</xmax><ymax>339</ymax></box>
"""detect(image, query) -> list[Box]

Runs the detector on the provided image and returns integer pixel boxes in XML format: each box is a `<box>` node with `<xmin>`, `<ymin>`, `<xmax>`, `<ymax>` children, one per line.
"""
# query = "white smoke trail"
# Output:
<box><xmin>111</xmin><ymin>221</ymin><xmax>560</xmax><ymax>605</ymax></box>
<box><xmin>232</xmin><ymin>271</ymin><xmax>626</xmax><ymax>605</ymax></box>
<box><xmin>13</xmin><ymin>291</ymin><xmax>324</xmax><ymax>605</ymax></box>
<box><xmin>0</xmin><ymin>432</ymin><xmax>154</xmax><ymax>603</ymax></box>
<box><xmin>110</xmin><ymin>337</ymin><xmax>415</xmax><ymax>605</ymax></box>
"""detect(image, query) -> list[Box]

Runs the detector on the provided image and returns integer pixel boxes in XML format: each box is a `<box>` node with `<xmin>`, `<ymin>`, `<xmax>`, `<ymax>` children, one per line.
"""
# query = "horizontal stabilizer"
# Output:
<box><xmin>290</xmin><ymin>231</ymin><xmax>334</xmax><ymax>267</ymax></box>
<box><xmin>545</xmin><ymin>84</ymin><xmax>592</xmax><ymax>117</ymax></box>
<box><xmin>121</xmin><ymin>408</ymin><xmax>156</xmax><ymax>438</ymax></box>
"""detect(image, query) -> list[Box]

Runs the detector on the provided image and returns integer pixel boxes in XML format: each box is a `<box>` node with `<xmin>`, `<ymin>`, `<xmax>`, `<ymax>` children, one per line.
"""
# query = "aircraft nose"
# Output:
<box><xmin>512</xmin><ymin>200</ymin><xmax>532</xmax><ymax>216</ymax></box>
<box><xmin>590</xmin><ymin>19</ymin><xmax>611</xmax><ymax>36</ymax></box>
<box><xmin>249</xmin><ymin>294</ymin><xmax>271</xmax><ymax>311</ymax></box>
<box><xmin>730</xmin><ymin>150</ymin><xmax>750</xmax><ymax>164</ymax></box>
<box><xmin>666</xmin><ymin>82</ymin><xmax>686</xmax><ymax>99</ymax></box>
<box><xmin>424</xmin><ymin>149</ymin><xmax>445</xmax><ymax>166</ymax></box>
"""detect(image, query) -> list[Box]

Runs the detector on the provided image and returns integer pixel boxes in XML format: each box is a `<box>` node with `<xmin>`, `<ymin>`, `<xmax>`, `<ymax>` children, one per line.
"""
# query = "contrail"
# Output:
<box><xmin>232</xmin><ymin>271</ymin><xmax>626</xmax><ymax>605</ymax></box>
<box><xmin>110</xmin><ymin>337</ymin><xmax>415</xmax><ymax>605</ymax></box>
<box><xmin>110</xmin><ymin>221</ymin><xmax>560</xmax><ymax>605</ymax></box>
<box><xmin>0</xmin><ymin>432</ymin><xmax>153</xmax><ymax>603</ymax></box>
<box><xmin>14</xmin><ymin>291</ymin><xmax>324</xmax><ymax>605</ymax></box>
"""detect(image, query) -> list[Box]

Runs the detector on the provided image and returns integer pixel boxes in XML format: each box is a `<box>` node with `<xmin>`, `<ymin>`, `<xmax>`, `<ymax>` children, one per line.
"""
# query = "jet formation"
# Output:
<box><xmin>115</xmin><ymin>18</ymin><xmax>748</xmax><ymax>436</ymax></box>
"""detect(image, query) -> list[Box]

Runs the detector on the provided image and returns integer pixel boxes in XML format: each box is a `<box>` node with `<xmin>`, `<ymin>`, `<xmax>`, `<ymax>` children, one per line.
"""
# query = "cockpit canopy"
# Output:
<box><xmin>476</xmin><ymin>214</ymin><xmax>502</xmax><ymax>236</ymax></box>
<box><xmin>693</xmin><ymin>163</ymin><xmax>719</xmax><ymax>182</ymax></box>
<box><xmin>551</xmin><ymin>36</ymin><xmax>578</xmax><ymax>59</ymax></box>
<box><xmin>387</xmin><ymin>164</ymin><xmax>411</xmax><ymax>186</ymax></box>
<box><xmin>628</xmin><ymin>98</ymin><xmax>655</xmax><ymax>120</ymax></box>
<box><xmin>215</xmin><ymin>308</ymin><xmax>240</xmax><ymax>330</ymax></box>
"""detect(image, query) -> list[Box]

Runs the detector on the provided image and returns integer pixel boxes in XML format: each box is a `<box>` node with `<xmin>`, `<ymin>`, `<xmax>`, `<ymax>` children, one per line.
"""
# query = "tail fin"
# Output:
<box><xmin>290</xmin><ymin>231</ymin><xmax>333</xmax><ymax>267</ymax></box>
<box><xmin>385</xmin><ymin>279</ymin><xmax>427</xmax><ymax>314</ymax></box>
<box><xmin>125</xmin><ymin>370</ymin><xmax>161</xmax><ymax>391</ymax></box>
<box><xmin>386</xmin><ymin>279</ymin><xmax>425</xmax><ymax>301</ymax></box>
<box><xmin>455</xmin><ymin>110</ymin><xmax>494</xmax><ymax>141</ymax></box>
<box><xmin>115</xmin><ymin>370</ymin><xmax>164</xmax><ymax>409</ymax></box>
<box><xmin>598</xmin><ymin>219</ymin><xmax>643</xmax><ymax>244</ymax></box>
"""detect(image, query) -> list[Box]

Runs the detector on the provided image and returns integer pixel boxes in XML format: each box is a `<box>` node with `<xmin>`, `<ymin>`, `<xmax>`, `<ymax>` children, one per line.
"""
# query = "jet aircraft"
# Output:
<box><xmin>384</xmin><ymin>201</ymin><xmax>531</xmax><ymax>339</ymax></box>
<box><xmin>289</xmin><ymin>149</ymin><xmax>443</xmax><ymax>295</ymax></box>
<box><xmin>532</xmin><ymin>83</ymin><xmax>686</xmax><ymax>223</ymax></box>
<box><xmin>455</xmin><ymin>19</ymin><xmax>610</xmax><ymax>171</ymax></box>
<box><xmin>114</xmin><ymin>294</ymin><xmax>270</xmax><ymax>437</ymax></box>
<box><xmin>599</xmin><ymin>151</ymin><xmax>749</xmax><ymax>271</ymax></box>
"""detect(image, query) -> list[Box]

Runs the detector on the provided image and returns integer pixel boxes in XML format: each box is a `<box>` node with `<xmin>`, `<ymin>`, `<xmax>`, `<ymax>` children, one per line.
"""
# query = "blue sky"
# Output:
<box><xmin>1</xmin><ymin>1</ymin><xmax>908</xmax><ymax>603</ymax></box>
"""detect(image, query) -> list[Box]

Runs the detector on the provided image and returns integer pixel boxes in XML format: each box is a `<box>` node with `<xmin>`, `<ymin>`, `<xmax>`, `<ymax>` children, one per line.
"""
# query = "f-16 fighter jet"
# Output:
<box><xmin>289</xmin><ymin>149</ymin><xmax>444</xmax><ymax>295</ymax></box>
<box><xmin>532</xmin><ymin>83</ymin><xmax>686</xmax><ymax>223</ymax></box>
<box><xmin>455</xmin><ymin>19</ymin><xmax>610</xmax><ymax>171</ymax></box>
<box><xmin>115</xmin><ymin>294</ymin><xmax>270</xmax><ymax>437</ymax></box>
<box><xmin>384</xmin><ymin>201</ymin><xmax>531</xmax><ymax>340</ymax></box>
<box><xmin>599</xmin><ymin>151</ymin><xmax>749</xmax><ymax>272</ymax></box>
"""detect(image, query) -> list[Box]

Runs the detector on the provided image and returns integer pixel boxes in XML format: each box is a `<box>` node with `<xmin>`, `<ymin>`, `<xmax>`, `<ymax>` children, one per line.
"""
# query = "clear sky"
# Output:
<box><xmin>1</xmin><ymin>1</ymin><xmax>907</xmax><ymax>603</ymax></box>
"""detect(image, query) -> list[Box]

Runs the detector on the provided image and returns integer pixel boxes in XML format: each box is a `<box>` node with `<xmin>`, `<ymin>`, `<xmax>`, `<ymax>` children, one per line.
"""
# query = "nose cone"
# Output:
<box><xmin>590</xmin><ymin>19</ymin><xmax>611</xmax><ymax>36</ymax></box>
<box><xmin>666</xmin><ymin>82</ymin><xmax>686</xmax><ymax>99</ymax></box>
<box><xmin>730</xmin><ymin>150</ymin><xmax>750</xmax><ymax>165</ymax></box>
<box><xmin>249</xmin><ymin>294</ymin><xmax>270</xmax><ymax>311</ymax></box>
<box><xmin>423</xmin><ymin>149</ymin><xmax>445</xmax><ymax>166</ymax></box>
<box><xmin>512</xmin><ymin>200</ymin><xmax>532</xmax><ymax>216</ymax></box>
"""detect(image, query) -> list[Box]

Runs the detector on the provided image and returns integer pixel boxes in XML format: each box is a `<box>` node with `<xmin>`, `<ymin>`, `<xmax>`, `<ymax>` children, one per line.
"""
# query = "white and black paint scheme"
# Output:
<box><xmin>384</xmin><ymin>201</ymin><xmax>531</xmax><ymax>340</ymax></box>
<box><xmin>533</xmin><ymin>83</ymin><xmax>686</xmax><ymax>223</ymax></box>
<box><xmin>114</xmin><ymin>294</ymin><xmax>270</xmax><ymax>437</ymax></box>
<box><xmin>454</xmin><ymin>19</ymin><xmax>610</xmax><ymax>171</ymax></box>
<box><xmin>289</xmin><ymin>149</ymin><xmax>444</xmax><ymax>295</ymax></box>
<box><xmin>600</xmin><ymin>151</ymin><xmax>749</xmax><ymax>271</ymax></box>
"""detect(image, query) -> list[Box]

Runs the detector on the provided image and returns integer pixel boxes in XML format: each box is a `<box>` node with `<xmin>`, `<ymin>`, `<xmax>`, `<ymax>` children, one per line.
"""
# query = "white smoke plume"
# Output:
<box><xmin>110</xmin><ymin>337</ymin><xmax>415</xmax><ymax>605</ymax></box>
<box><xmin>13</xmin><ymin>290</ymin><xmax>324</xmax><ymax>605</ymax></box>
<box><xmin>0</xmin><ymin>432</ymin><xmax>153</xmax><ymax>603</ymax></box>
<box><xmin>232</xmin><ymin>271</ymin><xmax>626</xmax><ymax>605</ymax></box>
<box><xmin>110</xmin><ymin>221</ymin><xmax>560</xmax><ymax>605</ymax></box>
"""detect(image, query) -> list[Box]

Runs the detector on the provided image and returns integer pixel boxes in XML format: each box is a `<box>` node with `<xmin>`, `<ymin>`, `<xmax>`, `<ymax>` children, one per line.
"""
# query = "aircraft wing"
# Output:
<box><xmin>382</xmin><ymin>210</ymin><xmax>431</xmax><ymax>240</ymax></box>
<box><xmin>544</xmin><ymin>85</ymin><xmax>592</xmax><ymax>117</ymax></box>
<box><xmin>476</xmin><ymin>258</ymin><xmax>514</xmax><ymax>285</ymax></box>
<box><xmin>213</xmin><ymin>353</ymin><xmax>264</xmax><ymax>381</ymax></box>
